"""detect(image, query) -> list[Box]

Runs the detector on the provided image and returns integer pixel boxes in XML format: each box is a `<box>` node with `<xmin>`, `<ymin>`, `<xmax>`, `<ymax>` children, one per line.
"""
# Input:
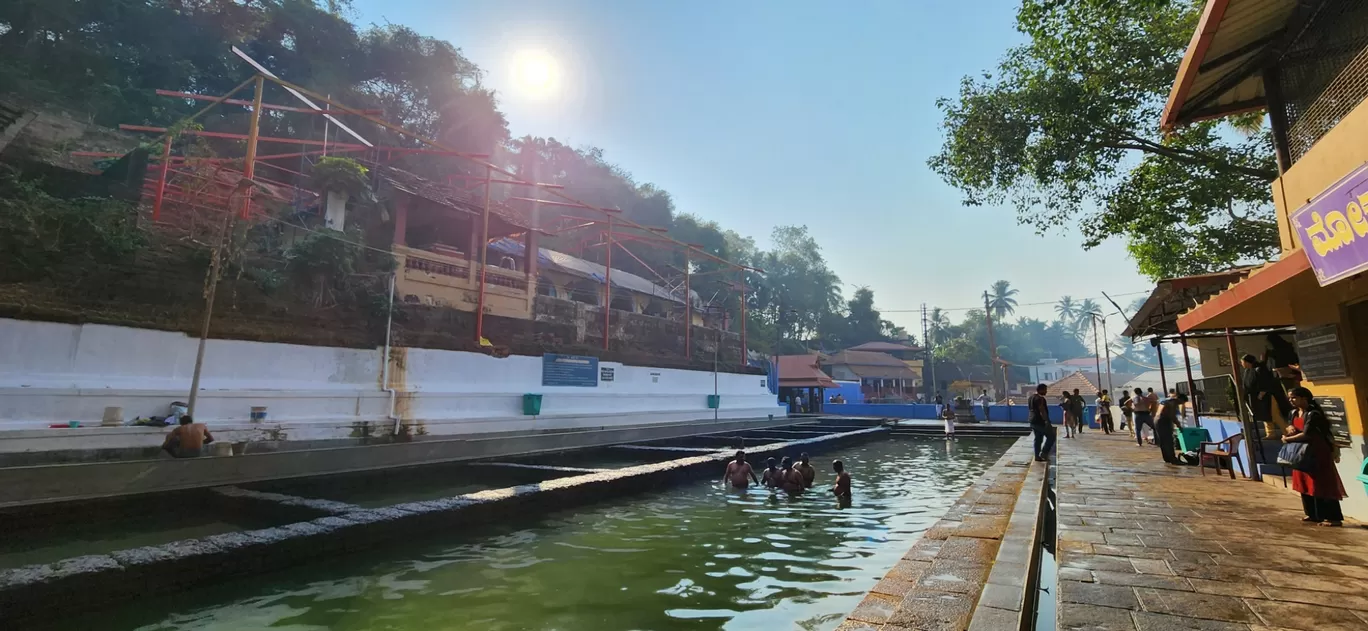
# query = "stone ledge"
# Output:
<box><xmin>839</xmin><ymin>437</ymin><xmax>1047</xmax><ymax>631</ymax></box>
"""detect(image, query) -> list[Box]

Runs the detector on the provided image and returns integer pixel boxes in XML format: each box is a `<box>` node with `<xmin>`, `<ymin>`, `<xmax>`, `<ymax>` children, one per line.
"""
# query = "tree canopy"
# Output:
<box><xmin>930</xmin><ymin>0</ymin><xmax>1279</xmax><ymax>280</ymax></box>
<box><xmin>0</xmin><ymin>0</ymin><xmax>921</xmax><ymax>356</ymax></box>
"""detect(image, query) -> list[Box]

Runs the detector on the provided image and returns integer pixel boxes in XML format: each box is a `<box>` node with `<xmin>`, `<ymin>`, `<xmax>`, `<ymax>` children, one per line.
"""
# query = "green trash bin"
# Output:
<box><xmin>1357</xmin><ymin>460</ymin><xmax>1368</xmax><ymax>497</ymax></box>
<box><xmin>707</xmin><ymin>394</ymin><xmax>721</xmax><ymax>409</ymax></box>
<box><xmin>1177</xmin><ymin>427</ymin><xmax>1211</xmax><ymax>453</ymax></box>
<box><xmin>522</xmin><ymin>393</ymin><xmax>543</xmax><ymax>416</ymax></box>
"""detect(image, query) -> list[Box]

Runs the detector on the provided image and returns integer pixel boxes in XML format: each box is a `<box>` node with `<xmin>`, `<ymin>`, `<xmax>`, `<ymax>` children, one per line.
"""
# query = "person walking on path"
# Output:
<box><xmin>1155</xmin><ymin>393</ymin><xmax>1187</xmax><ymax>465</ymax></box>
<box><xmin>1098</xmin><ymin>390</ymin><xmax>1114</xmax><ymax>435</ymax></box>
<box><xmin>1243</xmin><ymin>354</ymin><xmax>1291</xmax><ymax>440</ymax></box>
<box><xmin>1283</xmin><ymin>386</ymin><xmax>1346</xmax><ymax>527</ymax></box>
<box><xmin>1071</xmin><ymin>388</ymin><xmax>1086</xmax><ymax>434</ymax></box>
<box><xmin>1132</xmin><ymin>387</ymin><xmax>1156</xmax><ymax>447</ymax></box>
<box><xmin>1060</xmin><ymin>390</ymin><xmax>1075</xmax><ymax>439</ymax></box>
<box><xmin>1118</xmin><ymin>391</ymin><xmax>1133</xmax><ymax>431</ymax></box>
<box><xmin>1029</xmin><ymin>383</ymin><xmax>1056</xmax><ymax>462</ymax></box>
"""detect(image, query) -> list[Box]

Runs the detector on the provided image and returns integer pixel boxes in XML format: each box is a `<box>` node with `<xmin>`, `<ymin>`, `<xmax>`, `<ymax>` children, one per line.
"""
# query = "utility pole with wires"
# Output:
<box><xmin>921</xmin><ymin>303</ymin><xmax>932</xmax><ymax>398</ymax></box>
<box><xmin>1101</xmin><ymin>316</ymin><xmax>1115</xmax><ymax>394</ymax></box>
<box><xmin>1091</xmin><ymin>313</ymin><xmax>1104</xmax><ymax>393</ymax></box>
<box><xmin>187</xmin><ymin>74</ymin><xmax>264</xmax><ymax>417</ymax></box>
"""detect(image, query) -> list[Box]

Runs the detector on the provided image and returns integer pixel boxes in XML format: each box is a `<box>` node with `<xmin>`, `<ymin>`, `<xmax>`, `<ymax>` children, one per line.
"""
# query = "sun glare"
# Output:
<box><xmin>511</xmin><ymin>49</ymin><xmax>561</xmax><ymax>100</ymax></box>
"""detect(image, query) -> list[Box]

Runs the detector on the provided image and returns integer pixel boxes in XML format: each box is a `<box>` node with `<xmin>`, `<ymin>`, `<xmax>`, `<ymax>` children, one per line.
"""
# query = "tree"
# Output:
<box><xmin>1054</xmin><ymin>296</ymin><xmax>1078</xmax><ymax>324</ymax></box>
<box><xmin>929</xmin><ymin>0</ymin><xmax>1278</xmax><ymax>279</ymax></box>
<box><xmin>988</xmin><ymin>279</ymin><xmax>1018</xmax><ymax>320</ymax></box>
<box><xmin>928</xmin><ymin>307</ymin><xmax>952</xmax><ymax>345</ymax></box>
<box><xmin>1075</xmin><ymin>298</ymin><xmax>1101</xmax><ymax>330</ymax></box>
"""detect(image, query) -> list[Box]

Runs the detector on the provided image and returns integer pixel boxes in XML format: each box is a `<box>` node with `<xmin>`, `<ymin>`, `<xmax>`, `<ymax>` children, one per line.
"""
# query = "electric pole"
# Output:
<box><xmin>983</xmin><ymin>291</ymin><xmax>1001</xmax><ymax>398</ymax></box>
<box><xmin>921</xmin><ymin>303</ymin><xmax>931</xmax><ymax>399</ymax></box>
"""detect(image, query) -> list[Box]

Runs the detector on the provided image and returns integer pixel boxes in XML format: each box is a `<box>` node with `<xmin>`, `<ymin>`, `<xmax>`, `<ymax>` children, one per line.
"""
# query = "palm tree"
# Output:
<box><xmin>928</xmin><ymin>307</ymin><xmax>951</xmax><ymax>344</ymax></box>
<box><xmin>1054</xmin><ymin>296</ymin><xmax>1078</xmax><ymax>324</ymax></box>
<box><xmin>1075</xmin><ymin>298</ymin><xmax>1102</xmax><ymax>330</ymax></box>
<box><xmin>988</xmin><ymin>280</ymin><xmax>1019</xmax><ymax>320</ymax></box>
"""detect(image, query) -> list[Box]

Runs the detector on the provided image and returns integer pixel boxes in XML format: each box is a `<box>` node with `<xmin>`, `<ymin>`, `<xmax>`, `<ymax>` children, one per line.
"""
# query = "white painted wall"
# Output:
<box><xmin>0</xmin><ymin>318</ymin><xmax>785</xmax><ymax>451</ymax></box>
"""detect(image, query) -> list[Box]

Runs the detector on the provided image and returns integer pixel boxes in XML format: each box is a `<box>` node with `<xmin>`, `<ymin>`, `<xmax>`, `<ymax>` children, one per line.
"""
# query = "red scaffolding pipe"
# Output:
<box><xmin>155</xmin><ymin>90</ymin><xmax>385</xmax><ymax>115</ymax></box>
<box><xmin>603</xmin><ymin>214</ymin><xmax>613</xmax><ymax>350</ymax></box>
<box><xmin>122</xmin><ymin>125</ymin><xmax>367</xmax><ymax>149</ymax></box>
<box><xmin>151</xmin><ymin>136</ymin><xmax>172</xmax><ymax>221</ymax></box>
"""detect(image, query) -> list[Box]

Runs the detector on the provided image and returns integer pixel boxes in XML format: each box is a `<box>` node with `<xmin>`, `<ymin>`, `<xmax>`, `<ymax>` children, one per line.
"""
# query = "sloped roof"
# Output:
<box><xmin>488</xmin><ymin>237</ymin><xmax>699</xmax><ymax>306</ymax></box>
<box><xmin>847</xmin><ymin>341</ymin><xmax>923</xmax><ymax>353</ymax></box>
<box><xmin>381</xmin><ymin>167</ymin><xmax>536</xmax><ymax>235</ymax></box>
<box><xmin>1123</xmin><ymin>267</ymin><xmax>1257</xmax><ymax>338</ymax></box>
<box><xmin>1162</xmin><ymin>0</ymin><xmax>1300</xmax><ymax>129</ymax></box>
<box><xmin>1045</xmin><ymin>371</ymin><xmax>1101</xmax><ymax>399</ymax></box>
<box><xmin>776</xmin><ymin>354</ymin><xmax>837</xmax><ymax>388</ymax></box>
<box><xmin>825</xmin><ymin>350</ymin><xmax>919</xmax><ymax>379</ymax></box>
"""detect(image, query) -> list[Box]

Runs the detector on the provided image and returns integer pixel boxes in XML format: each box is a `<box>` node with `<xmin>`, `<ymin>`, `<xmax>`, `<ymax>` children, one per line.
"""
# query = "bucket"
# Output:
<box><xmin>250</xmin><ymin>406</ymin><xmax>268</xmax><ymax>423</ymax></box>
<box><xmin>102</xmin><ymin>406</ymin><xmax>123</xmax><ymax>427</ymax></box>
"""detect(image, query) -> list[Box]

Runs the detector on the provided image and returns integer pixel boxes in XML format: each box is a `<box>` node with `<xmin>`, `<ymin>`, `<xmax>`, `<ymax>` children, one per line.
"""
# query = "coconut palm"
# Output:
<box><xmin>928</xmin><ymin>307</ymin><xmax>951</xmax><ymax>344</ymax></box>
<box><xmin>988</xmin><ymin>280</ymin><xmax>1019</xmax><ymax>320</ymax></box>
<box><xmin>1054</xmin><ymin>296</ymin><xmax>1078</xmax><ymax>324</ymax></box>
<box><xmin>1075</xmin><ymin>298</ymin><xmax>1102</xmax><ymax>330</ymax></box>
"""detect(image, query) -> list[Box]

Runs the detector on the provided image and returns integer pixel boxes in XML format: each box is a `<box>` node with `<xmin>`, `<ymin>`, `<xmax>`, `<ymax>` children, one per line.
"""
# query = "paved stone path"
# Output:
<box><xmin>1057</xmin><ymin>431</ymin><xmax>1368</xmax><ymax>631</ymax></box>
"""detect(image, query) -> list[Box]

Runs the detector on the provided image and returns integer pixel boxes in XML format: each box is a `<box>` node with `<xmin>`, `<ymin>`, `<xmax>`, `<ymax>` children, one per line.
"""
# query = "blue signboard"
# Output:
<box><xmin>542</xmin><ymin>354</ymin><xmax>600</xmax><ymax>387</ymax></box>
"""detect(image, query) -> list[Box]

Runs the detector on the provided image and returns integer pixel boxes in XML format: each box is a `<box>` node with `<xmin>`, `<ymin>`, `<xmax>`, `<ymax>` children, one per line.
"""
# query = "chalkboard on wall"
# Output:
<box><xmin>1294</xmin><ymin>324</ymin><xmax>1348</xmax><ymax>381</ymax></box>
<box><xmin>1314</xmin><ymin>396</ymin><xmax>1353</xmax><ymax>447</ymax></box>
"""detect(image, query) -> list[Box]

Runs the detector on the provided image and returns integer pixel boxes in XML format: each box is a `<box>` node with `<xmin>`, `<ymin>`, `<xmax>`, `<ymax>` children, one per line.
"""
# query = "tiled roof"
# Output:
<box><xmin>776</xmin><ymin>354</ymin><xmax>837</xmax><ymax>388</ymax></box>
<box><xmin>825</xmin><ymin>350</ymin><xmax>918</xmax><ymax>379</ymax></box>
<box><xmin>1044</xmin><ymin>371</ymin><xmax>1100</xmax><ymax>398</ymax></box>
<box><xmin>847</xmin><ymin>341</ymin><xmax>923</xmax><ymax>353</ymax></box>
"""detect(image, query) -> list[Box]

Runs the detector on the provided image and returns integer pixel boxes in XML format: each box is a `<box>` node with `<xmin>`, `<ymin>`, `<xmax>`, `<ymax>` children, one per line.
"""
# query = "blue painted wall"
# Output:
<box><xmin>826</xmin><ymin>402</ymin><xmax>1073</xmax><ymax>425</ymax></box>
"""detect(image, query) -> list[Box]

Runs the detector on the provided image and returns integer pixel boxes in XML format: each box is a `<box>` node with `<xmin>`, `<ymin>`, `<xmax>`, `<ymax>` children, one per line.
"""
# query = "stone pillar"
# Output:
<box><xmin>391</xmin><ymin>196</ymin><xmax>408</xmax><ymax>247</ymax></box>
<box><xmin>467</xmin><ymin>216</ymin><xmax>479</xmax><ymax>282</ymax></box>
<box><xmin>525</xmin><ymin>230</ymin><xmax>539</xmax><ymax>282</ymax></box>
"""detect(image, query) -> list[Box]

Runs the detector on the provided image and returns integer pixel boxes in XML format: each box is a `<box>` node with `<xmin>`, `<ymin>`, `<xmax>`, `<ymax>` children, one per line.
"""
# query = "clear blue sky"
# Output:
<box><xmin>349</xmin><ymin>0</ymin><xmax>1150</xmax><ymax>333</ymax></box>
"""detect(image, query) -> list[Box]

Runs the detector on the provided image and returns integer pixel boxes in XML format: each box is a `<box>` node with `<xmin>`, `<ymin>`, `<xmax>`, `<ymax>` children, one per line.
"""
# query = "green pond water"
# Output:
<box><xmin>56</xmin><ymin>437</ymin><xmax>1013</xmax><ymax>631</ymax></box>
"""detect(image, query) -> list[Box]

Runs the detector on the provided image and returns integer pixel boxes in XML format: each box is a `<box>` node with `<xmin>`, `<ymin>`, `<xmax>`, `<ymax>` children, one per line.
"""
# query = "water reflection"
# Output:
<box><xmin>54</xmin><ymin>438</ymin><xmax>1012</xmax><ymax>631</ymax></box>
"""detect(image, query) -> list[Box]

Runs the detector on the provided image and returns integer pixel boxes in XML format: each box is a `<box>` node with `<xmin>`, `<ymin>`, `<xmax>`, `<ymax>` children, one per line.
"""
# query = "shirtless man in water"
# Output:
<box><xmin>831</xmin><ymin>460</ymin><xmax>851</xmax><ymax>504</ymax></box>
<box><xmin>795</xmin><ymin>453</ymin><xmax>817</xmax><ymax>489</ymax></box>
<box><xmin>722</xmin><ymin>450</ymin><xmax>760</xmax><ymax>488</ymax></box>
<box><xmin>760</xmin><ymin>457</ymin><xmax>781</xmax><ymax>488</ymax></box>
<box><xmin>778</xmin><ymin>457</ymin><xmax>805</xmax><ymax>493</ymax></box>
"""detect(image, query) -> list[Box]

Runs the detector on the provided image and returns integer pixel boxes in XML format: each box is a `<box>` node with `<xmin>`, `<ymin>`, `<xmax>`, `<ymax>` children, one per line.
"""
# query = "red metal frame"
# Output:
<box><xmin>130</xmin><ymin>72</ymin><xmax>759</xmax><ymax>362</ymax></box>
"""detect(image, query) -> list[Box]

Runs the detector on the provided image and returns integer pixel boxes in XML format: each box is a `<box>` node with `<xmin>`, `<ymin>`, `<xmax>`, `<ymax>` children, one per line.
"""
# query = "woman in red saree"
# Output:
<box><xmin>1282</xmin><ymin>386</ymin><xmax>1345</xmax><ymax>527</ymax></box>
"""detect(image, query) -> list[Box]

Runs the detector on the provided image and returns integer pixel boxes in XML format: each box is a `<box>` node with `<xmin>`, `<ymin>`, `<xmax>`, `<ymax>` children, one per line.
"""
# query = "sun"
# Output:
<box><xmin>511</xmin><ymin>49</ymin><xmax>561</xmax><ymax>100</ymax></box>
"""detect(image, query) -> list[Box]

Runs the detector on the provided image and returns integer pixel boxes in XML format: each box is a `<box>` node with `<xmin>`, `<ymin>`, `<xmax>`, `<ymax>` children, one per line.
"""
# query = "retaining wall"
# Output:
<box><xmin>0</xmin><ymin>318</ymin><xmax>784</xmax><ymax>451</ymax></box>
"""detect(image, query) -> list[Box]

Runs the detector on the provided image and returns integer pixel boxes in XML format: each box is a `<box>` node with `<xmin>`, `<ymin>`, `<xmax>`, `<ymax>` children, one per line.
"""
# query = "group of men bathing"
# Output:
<box><xmin>722</xmin><ymin>451</ymin><xmax>851</xmax><ymax>502</ymax></box>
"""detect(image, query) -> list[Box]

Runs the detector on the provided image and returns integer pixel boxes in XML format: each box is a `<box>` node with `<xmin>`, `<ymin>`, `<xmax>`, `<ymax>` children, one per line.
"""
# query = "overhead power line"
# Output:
<box><xmin>880</xmin><ymin>290</ymin><xmax>1152</xmax><ymax>314</ymax></box>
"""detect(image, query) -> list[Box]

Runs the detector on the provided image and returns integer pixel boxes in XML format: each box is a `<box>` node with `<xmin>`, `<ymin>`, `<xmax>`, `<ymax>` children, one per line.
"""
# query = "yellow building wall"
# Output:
<box><xmin>1256</xmin><ymin>98</ymin><xmax>1368</xmax><ymax>519</ymax></box>
<box><xmin>1274</xmin><ymin>97</ymin><xmax>1368</xmax><ymax>254</ymax></box>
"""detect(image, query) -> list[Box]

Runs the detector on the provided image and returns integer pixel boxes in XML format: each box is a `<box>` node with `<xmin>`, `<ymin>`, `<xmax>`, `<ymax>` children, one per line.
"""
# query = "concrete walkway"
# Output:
<box><xmin>1057</xmin><ymin>431</ymin><xmax>1368</xmax><ymax>631</ymax></box>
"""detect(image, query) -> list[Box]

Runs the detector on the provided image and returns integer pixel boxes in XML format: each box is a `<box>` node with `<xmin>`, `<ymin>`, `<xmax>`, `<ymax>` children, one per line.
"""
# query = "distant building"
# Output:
<box><xmin>845</xmin><ymin>341</ymin><xmax>923</xmax><ymax>360</ymax></box>
<box><xmin>821</xmin><ymin>350</ymin><xmax>919</xmax><ymax>400</ymax></box>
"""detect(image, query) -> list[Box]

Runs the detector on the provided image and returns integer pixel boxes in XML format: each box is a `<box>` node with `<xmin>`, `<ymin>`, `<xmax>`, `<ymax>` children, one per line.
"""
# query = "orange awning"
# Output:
<box><xmin>1176</xmin><ymin>250</ymin><xmax>1314</xmax><ymax>332</ymax></box>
